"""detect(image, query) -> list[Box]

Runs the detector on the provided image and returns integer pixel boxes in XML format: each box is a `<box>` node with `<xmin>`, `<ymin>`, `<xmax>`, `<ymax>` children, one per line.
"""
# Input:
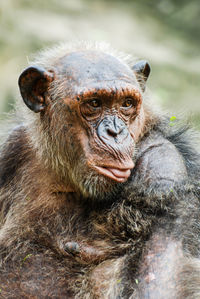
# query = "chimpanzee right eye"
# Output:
<box><xmin>88</xmin><ymin>99</ymin><xmax>102</xmax><ymax>108</ymax></box>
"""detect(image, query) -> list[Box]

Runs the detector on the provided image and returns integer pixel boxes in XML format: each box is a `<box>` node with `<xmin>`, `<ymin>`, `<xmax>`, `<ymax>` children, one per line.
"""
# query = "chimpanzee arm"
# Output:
<box><xmin>121</xmin><ymin>130</ymin><xmax>200</xmax><ymax>299</ymax></box>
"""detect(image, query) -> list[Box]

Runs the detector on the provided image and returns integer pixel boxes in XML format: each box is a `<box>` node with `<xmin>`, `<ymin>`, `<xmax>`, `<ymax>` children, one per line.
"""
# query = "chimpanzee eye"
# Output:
<box><xmin>80</xmin><ymin>99</ymin><xmax>102</xmax><ymax>121</ymax></box>
<box><xmin>122</xmin><ymin>98</ymin><xmax>133</xmax><ymax>108</ymax></box>
<box><xmin>89</xmin><ymin>99</ymin><xmax>101</xmax><ymax>108</ymax></box>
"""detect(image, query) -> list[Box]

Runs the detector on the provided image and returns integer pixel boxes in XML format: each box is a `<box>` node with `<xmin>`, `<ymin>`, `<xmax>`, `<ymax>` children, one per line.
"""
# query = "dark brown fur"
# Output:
<box><xmin>0</xmin><ymin>42</ymin><xmax>200</xmax><ymax>298</ymax></box>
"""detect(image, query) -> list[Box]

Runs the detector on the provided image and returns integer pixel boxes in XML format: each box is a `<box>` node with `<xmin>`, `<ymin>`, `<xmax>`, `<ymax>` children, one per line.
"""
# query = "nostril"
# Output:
<box><xmin>107</xmin><ymin>128</ymin><xmax>118</xmax><ymax>137</ymax></box>
<box><xmin>107</xmin><ymin>127</ymin><xmax>123</xmax><ymax>137</ymax></box>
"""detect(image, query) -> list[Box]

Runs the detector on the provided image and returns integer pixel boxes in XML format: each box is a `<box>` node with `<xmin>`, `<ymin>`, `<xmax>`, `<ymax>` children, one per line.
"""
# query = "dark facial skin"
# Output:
<box><xmin>55</xmin><ymin>51</ymin><xmax>144</xmax><ymax>184</ymax></box>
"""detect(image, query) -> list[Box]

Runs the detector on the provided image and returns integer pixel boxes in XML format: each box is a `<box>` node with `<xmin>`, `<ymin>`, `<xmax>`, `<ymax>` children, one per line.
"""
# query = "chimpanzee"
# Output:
<box><xmin>0</xmin><ymin>42</ymin><xmax>200</xmax><ymax>298</ymax></box>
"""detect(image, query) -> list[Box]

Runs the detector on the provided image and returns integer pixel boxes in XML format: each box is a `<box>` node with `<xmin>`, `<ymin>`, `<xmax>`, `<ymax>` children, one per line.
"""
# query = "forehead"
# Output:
<box><xmin>58</xmin><ymin>50</ymin><xmax>136</xmax><ymax>85</ymax></box>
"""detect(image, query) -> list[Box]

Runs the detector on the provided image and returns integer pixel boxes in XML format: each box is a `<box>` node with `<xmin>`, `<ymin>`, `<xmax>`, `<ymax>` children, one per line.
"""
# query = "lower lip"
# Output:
<box><xmin>94</xmin><ymin>166</ymin><xmax>132</xmax><ymax>183</ymax></box>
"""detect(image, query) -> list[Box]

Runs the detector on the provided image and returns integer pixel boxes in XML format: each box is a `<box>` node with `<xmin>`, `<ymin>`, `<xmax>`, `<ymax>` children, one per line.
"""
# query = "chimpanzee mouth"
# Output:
<box><xmin>94</xmin><ymin>165</ymin><xmax>133</xmax><ymax>183</ymax></box>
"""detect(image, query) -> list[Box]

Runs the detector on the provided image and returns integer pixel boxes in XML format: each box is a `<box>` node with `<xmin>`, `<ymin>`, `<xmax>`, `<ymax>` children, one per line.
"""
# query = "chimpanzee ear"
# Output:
<box><xmin>18</xmin><ymin>66</ymin><xmax>55</xmax><ymax>113</ymax></box>
<box><xmin>132</xmin><ymin>61</ymin><xmax>151</xmax><ymax>92</ymax></box>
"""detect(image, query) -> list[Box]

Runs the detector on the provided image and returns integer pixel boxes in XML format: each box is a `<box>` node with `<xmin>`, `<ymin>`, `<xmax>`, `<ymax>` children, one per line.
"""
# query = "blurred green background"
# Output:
<box><xmin>0</xmin><ymin>0</ymin><xmax>200</xmax><ymax>128</ymax></box>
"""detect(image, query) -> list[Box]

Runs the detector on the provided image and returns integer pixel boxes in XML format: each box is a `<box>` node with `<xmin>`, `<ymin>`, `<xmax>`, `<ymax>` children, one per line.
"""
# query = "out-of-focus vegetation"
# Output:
<box><xmin>0</xmin><ymin>0</ymin><xmax>200</xmax><ymax>127</ymax></box>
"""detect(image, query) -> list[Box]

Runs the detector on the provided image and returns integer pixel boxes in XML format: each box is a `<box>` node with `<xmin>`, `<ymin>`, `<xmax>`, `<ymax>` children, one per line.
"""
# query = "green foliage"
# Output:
<box><xmin>169</xmin><ymin>116</ymin><xmax>177</xmax><ymax>126</ymax></box>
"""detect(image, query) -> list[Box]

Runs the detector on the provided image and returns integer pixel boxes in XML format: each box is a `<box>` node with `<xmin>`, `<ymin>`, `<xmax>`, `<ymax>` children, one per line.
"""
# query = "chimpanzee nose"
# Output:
<box><xmin>106</xmin><ymin>116</ymin><xmax>124</xmax><ymax>137</ymax></box>
<box><xmin>97</xmin><ymin>116</ymin><xmax>128</xmax><ymax>143</ymax></box>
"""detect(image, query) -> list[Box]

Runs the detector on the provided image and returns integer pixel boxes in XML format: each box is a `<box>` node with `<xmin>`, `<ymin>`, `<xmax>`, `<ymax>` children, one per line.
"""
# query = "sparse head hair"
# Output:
<box><xmin>31</xmin><ymin>41</ymin><xmax>136</xmax><ymax>70</ymax></box>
